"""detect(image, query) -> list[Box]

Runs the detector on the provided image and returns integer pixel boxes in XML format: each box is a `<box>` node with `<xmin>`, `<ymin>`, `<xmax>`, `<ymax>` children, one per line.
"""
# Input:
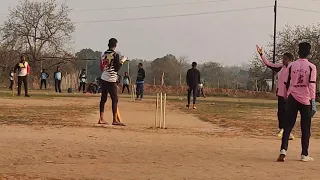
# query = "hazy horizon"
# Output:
<box><xmin>0</xmin><ymin>0</ymin><xmax>319</xmax><ymax>65</ymax></box>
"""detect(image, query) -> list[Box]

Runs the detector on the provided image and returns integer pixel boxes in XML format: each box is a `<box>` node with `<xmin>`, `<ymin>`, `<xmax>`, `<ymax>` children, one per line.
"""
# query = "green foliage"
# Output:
<box><xmin>75</xmin><ymin>48</ymin><xmax>101</xmax><ymax>82</ymax></box>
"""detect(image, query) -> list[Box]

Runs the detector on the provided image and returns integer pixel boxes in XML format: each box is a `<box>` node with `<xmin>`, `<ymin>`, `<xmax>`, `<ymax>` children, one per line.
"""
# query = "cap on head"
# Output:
<box><xmin>108</xmin><ymin>38</ymin><xmax>118</xmax><ymax>49</ymax></box>
<box><xmin>192</xmin><ymin>62</ymin><xmax>197</xmax><ymax>68</ymax></box>
<box><xmin>298</xmin><ymin>42</ymin><xmax>311</xmax><ymax>58</ymax></box>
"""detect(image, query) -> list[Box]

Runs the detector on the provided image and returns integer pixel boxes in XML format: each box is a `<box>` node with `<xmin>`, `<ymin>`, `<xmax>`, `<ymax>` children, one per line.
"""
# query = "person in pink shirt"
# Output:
<box><xmin>278</xmin><ymin>42</ymin><xmax>317</xmax><ymax>162</ymax></box>
<box><xmin>256</xmin><ymin>45</ymin><xmax>294</xmax><ymax>139</ymax></box>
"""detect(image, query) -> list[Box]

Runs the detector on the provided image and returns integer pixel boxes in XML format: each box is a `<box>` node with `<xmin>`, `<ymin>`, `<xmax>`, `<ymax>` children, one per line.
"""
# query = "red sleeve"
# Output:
<box><xmin>100</xmin><ymin>59</ymin><xmax>104</xmax><ymax>72</ymax></box>
<box><xmin>27</xmin><ymin>64</ymin><xmax>30</xmax><ymax>75</ymax></box>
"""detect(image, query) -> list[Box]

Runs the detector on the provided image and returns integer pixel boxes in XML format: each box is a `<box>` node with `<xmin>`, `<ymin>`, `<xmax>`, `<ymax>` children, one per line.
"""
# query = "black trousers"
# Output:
<box><xmin>281</xmin><ymin>95</ymin><xmax>312</xmax><ymax>156</ymax></box>
<box><xmin>122</xmin><ymin>84</ymin><xmax>130</xmax><ymax>94</ymax></box>
<box><xmin>17</xmin><ymin>76</ymin><xmax>28</xmax><ymax>96</ymax></box>
<box><xmin>9</xmin><ymin>80</ymin><xmax>13</xmax><ymax>90</ymax></box>
<box><xmin>40</xmin><ymin>79</ymin><xmax>47</xmax><ymax>89</ymax></box>
<box><xmin>79</xmin><ymin>82</ymin><xmax>86</xmax><ymax>92</ymax></box>
<box><xmin>55</xmin><ymin>80</ymin><xmax>62</xmax><ymax>93</ymax></box>
<box><xmin>277</xmin><ymin>96</ymin><xmax>286</xmax><ymax>129</ymax></box>
<box><xmin>100</xmin><ymin>80</ymin><xmax>118</xmax><ymax>116</ymax></box>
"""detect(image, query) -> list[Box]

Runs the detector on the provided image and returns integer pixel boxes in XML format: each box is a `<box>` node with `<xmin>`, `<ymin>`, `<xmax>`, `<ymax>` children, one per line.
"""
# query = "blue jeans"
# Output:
<box><xmin>136</xmin><ymin>83</ymin><xmax>144</xmax><ymax>99</ymax></box>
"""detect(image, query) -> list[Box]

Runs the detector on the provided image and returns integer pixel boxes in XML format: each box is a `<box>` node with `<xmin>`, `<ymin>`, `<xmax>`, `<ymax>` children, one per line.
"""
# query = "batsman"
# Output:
<box><xmin>98</xmin><ymin>38</ymin><xmax>128</xmax><ymax>126</ymax></box>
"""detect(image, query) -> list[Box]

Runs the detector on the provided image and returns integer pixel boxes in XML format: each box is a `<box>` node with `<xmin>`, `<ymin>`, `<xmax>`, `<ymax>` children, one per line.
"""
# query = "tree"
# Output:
<box><xmin>257</xmin><ymin>24</ymin><xmax>320</xmax><ymax>91</ymax></box>
<box><xmin>273</xmin><ymin>25</ymin><xmax>320</xmax><ymax>69</ymax></box>
<box><xmin>75</xmin><ymin>49</ymin><xmax>102</xmax><ymax>82</ymax></box>
<box><xmin>150</xmin><ymin>54</ymin><xmax>180</xmax><ymax>86</ymax></box>
<box><xmin>0</xmin><ymin>0</ymin><xmax>75</xmax><ymax>72</ymax></box>
<box><xmin>248</xmin><ymin>55</ymin><xmax>272</xmax><ymax>91</ymax></box>
<box><xmin>201</xmin><ymin>62</ymin><xmax>222</xmax><ymax>88</ymax></box>
<box><xmin>177</xmin><ymin>56</ymin><xmax>189</xmax><ymax>86</ymax></box>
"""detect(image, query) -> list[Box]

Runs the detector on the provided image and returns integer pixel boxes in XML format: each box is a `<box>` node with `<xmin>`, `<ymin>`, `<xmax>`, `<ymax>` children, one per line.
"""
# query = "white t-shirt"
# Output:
<box><xmin>80</xmin><ymin>73</ymin><xmax>86</xmax><ymax>83</ymax></box>
<box><xmin>16</xmin><ymin>62</ymin><xmax>29</xmax><ymax>76</ymax></box>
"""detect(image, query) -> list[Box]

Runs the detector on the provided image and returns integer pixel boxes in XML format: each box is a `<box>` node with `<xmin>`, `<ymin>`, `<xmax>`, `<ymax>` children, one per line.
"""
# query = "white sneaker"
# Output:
<box><xmin>301</xmin><ymin>155</ymin><xmax>314</xmax><ymax>162</ymax></box>
<box><xmin>277</xmin><ymin>149</ymin><xmax>286</xmax><ymax>162</ymax></box>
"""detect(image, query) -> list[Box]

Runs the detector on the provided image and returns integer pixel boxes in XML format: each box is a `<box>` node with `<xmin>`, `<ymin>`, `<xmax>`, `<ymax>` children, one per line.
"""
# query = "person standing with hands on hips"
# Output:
<box><xmin>54</xmin><ymin>66</ymin><xmax>62</xmax><ymax>93</ymax></box>
<box><xmin>122</xmin><ymin>72</ymin><xmax>131</xmax><ymax>94</ymax></box>
<box><xmin>40</xmin><ymin>69</ymin><xmax>49</xmax><ymax>90</ymax></box>
<box><xmin>14</xmin><ymin>55</ymin><xmax>30</xmax><ymax>97</ymax></box>
<box><xmin>277</xmin><ymin>42</ymin><xmax>317</xmax><ymax>162</ymax></box>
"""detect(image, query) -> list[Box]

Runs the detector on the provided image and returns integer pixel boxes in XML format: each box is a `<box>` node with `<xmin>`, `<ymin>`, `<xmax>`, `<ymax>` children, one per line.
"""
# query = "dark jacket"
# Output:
<box><xmin>136</xmin><ymin>68</ymin><xmax>146</xmax><ymax>82</ymax></box>
<box><xmin>186</xmin><ymin>68</ymin><xmax>200</xmax><ymax>88</ymax></box>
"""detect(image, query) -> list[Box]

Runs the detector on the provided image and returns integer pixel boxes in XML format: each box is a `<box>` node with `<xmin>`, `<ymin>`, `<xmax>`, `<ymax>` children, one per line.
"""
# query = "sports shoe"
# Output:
<box><xmin>193</xmin><ymin>105</ymin><xmax>197</xmax><ymax>109</ymax></box>
<box><xmin>301</xmin><ymin>155</ymin><xmax>314</xmax><ymax>162</ymax></box>
<box><xmin>277</xmin><ymin>129</ymin><xmax>284</xmax><ymax>138</ymax></box>
<box><xmin>289</xmin><ymin>133</ymin><xmax>295</xmax><ymax>140</ymax></box>
<box><xmin>186</xmin><ymin>104</ymin><xmax>190</xmax><ymax>109</ymax></box>
<box><xmin>277</xmin><ymin>149</ymin><xmax>286</xmax><ymax>162</ymax></box>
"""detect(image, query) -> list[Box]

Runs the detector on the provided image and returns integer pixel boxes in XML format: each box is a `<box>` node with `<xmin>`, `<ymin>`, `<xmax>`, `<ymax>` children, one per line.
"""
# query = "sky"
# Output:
<box><xmin>0</xmin><ymin>0</ymin><xmax>320</xmax><ymax>65</ymax></box>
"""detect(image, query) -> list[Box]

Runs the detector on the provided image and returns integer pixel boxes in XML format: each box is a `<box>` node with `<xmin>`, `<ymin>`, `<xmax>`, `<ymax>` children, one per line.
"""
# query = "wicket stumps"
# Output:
<box><xmin>131</xmin><ymin>85</ymin><xmax>136</xmax><ymax>101</ymax></box>
<box><xmin>155</xmin><ymin>92</ymin><xmax>167</xmax><ymax>129</ymax></box>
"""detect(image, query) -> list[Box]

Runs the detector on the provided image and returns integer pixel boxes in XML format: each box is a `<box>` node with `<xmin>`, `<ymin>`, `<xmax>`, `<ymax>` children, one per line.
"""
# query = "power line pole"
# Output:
<box><xmin>272</xmin><ymin>0</ymin><xmax>277</xmax><ymax>92</ymax></box>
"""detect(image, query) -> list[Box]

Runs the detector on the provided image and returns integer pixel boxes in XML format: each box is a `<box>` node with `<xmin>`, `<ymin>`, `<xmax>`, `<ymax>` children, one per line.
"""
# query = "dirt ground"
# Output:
<box><xmin>1</xmin><ymin>96</ymin><xmax>320</xmax><ymax>180</ymax></box>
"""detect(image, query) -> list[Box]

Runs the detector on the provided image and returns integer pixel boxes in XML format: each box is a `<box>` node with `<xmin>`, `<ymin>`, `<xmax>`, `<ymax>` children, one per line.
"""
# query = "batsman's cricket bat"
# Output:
<box><xmin>117</xmin><ymin>108</ymin><xmax>122</xmax><ymax>122</ymax></box>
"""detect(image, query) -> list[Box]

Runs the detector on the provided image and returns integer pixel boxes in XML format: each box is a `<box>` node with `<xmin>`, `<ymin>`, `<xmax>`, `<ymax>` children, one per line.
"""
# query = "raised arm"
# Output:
<box><xmin>256</xmin><ymin>45</ymin><xmax>283</xmax><ymax>73</ymax></box>
<box><xmin>260</xmin><ymin>55</ymin><xmax>283</xmax><ymax>69</ymax></box>
<box><xmin>309</xmin><ymin>65</ymin><xmax>317</xmax><ymax>100</ymax></box>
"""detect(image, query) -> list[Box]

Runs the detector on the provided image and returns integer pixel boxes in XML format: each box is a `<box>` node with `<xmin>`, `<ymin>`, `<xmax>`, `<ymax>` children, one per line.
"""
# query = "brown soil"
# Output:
<box><xmin>0</xmin><ymin>97</ymin><xmax>320</xmax><ymax>180</ymax></box>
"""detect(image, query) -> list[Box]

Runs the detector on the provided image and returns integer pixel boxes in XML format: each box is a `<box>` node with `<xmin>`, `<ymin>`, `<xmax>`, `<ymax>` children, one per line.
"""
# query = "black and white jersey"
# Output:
<box><xmin>100</xmin><ymin>50</ymin><xmax>121</xmax><ymax>83</ymax></box>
